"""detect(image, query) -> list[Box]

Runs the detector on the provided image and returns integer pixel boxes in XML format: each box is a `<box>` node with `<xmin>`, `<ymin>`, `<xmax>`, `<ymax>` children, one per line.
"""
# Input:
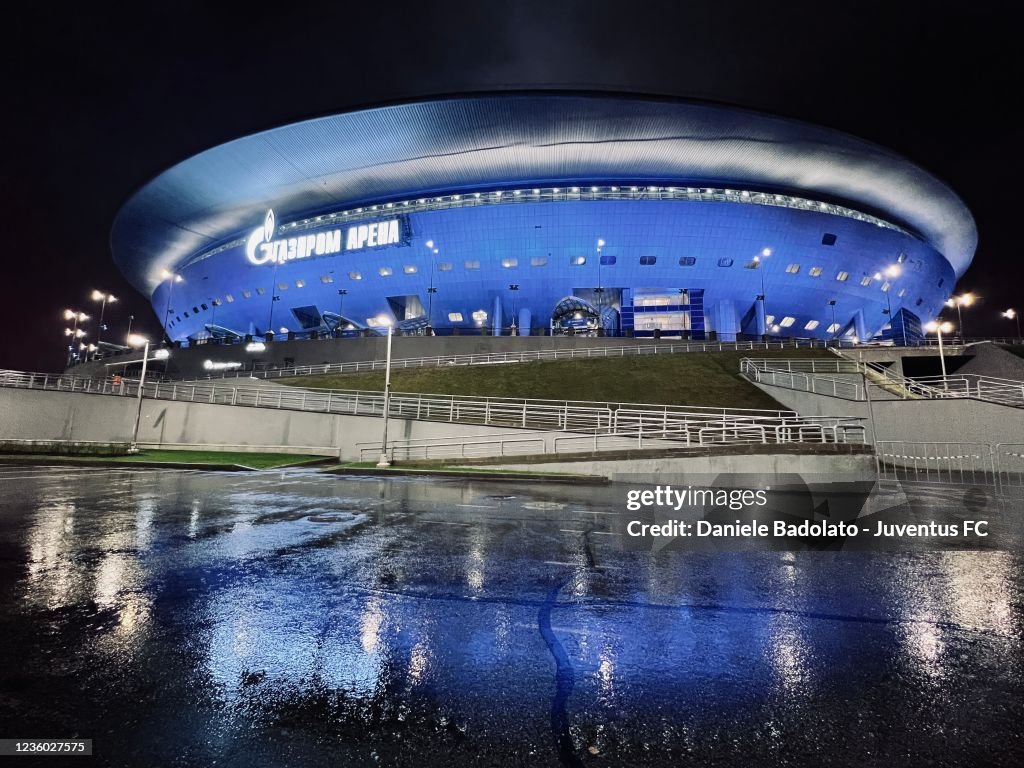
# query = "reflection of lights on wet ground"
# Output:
<box><xmin>904</xmin><ymin>620</ymin><xmax>944</xmax><ymax>677</ymax></box>
<box><xmin>135</xmin><ymin>497</ymin><xmax>155</xmax><ymax>550</ymax></box>
<box><xmin>597</xmin><ymin>648</ymin><xmax>616</xmax><ymax>698</ymax></box>
<box><xmin>467</xmin><ymin>537</ymin><xmax>486</xmax><ymax>592</ymax></box>
<box><xmin>940</xmin><ymin>552</ymin><xmax>1015</xmax><ymax>635</ymax></box>
<box><xmin>188</xmin><ymin>499</ymin><xmax>200</xmax><ymax>538</ymax></box>
<box><xmin>360</xmin><ymin>595</ymin><xmax>384</xmax><ymax>653</ymax></box>
<box><xmin>768</xmin><ymin>615</ymin><xmax>812</xmax><ymax>695</ymax></box>
<box><xmin>408</xmin><ymin>642</ymin><xmax>430</xmax><ymax>685</ymax></box>
<box><xmin>26</xmin><ymin>502</ymin><xmax>77</xmax><ymax>608</ymax></box>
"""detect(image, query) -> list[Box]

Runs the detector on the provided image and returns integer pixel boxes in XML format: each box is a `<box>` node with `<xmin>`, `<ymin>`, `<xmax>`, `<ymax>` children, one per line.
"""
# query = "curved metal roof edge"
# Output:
<box><xmin>110</xmin><ymin>90</ymin><xmax>977</xmax><ymax>295</ymax></box>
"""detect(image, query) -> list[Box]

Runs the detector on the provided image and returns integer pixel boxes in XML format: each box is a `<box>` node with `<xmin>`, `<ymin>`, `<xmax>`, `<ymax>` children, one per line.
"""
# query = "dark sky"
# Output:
<box><xmin>3</xmin><ymin>1</ymin><xmax>1019</xmax><ymax>371</ymax></box>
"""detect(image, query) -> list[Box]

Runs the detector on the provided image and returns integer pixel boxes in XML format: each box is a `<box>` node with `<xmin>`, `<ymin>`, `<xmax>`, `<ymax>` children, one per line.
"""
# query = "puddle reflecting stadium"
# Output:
<box><xmin>1</xmin><ymin>465</ymin><xmax>1021</xmax><ymax>767</ymax></box>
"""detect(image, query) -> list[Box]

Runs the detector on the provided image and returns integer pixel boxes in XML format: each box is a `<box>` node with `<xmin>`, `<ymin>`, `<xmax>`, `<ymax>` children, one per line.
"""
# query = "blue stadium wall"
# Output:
<box><xmin>152</xmin><ymin>195</ymin><xmax>955</xmax><ymax>343</ymax></box>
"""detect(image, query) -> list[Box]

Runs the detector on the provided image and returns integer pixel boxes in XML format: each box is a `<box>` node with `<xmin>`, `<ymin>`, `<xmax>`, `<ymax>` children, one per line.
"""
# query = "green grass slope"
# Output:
<box><xmin>277</xmin><ymin>348</ymin><xmax>832</xmax><ymax>410</ymax></box>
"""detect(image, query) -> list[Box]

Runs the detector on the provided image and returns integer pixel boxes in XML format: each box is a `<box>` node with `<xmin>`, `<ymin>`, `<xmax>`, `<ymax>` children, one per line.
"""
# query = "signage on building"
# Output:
<box><xmin>245</xmin><ymin>209</ymin><xmax>407</xmax><ymax>266</ymax></box>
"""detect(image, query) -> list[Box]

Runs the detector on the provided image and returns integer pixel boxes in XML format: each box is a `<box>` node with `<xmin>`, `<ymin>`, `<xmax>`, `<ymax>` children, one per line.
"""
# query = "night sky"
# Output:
<box><xmin>4</xmin><ymin>1</ymin><xmax>1018</xmax><ymax>372</ymax></box>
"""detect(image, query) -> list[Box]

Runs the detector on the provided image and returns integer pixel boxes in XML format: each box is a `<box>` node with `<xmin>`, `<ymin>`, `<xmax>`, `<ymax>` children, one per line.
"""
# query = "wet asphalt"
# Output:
<box><xmin>0</xmin><ymin>465</ymin><xmax>1021</xmax><ymax>767</ymax></box>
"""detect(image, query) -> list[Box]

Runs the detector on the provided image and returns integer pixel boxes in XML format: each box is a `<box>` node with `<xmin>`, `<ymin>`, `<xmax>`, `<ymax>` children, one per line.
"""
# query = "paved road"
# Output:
<box><xmin>0</xmin><ymin>466</ymin><xmax>1021</xmax><ymax>766</ymax></box>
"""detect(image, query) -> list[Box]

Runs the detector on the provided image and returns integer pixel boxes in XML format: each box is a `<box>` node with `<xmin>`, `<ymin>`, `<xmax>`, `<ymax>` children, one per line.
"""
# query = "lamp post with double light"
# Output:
<box><xmin>945</xmin><ymin>293</ymin><xmax>974</xmax><ymax>342</ymax></box>
<box><xmin>874</xmin><ymin>264</ymin><xmax>903</xmax><ymax>345</ymax></box>
<box><xmin>160</xmin><ymin>270</ymin><xmax>183</xmax><ymax>342</ymax></box>
<box><xmin>90</xmin><ymin>290</ymin><xmax>116</xmax><ymax>359</ymax></box>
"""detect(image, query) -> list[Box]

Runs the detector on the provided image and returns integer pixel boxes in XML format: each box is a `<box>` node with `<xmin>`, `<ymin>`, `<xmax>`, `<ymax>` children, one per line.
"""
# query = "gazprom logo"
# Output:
<box><xmin>245</xmin><ymin>209</ymin><xmax>401</xmax><ymax>266</ymax></box>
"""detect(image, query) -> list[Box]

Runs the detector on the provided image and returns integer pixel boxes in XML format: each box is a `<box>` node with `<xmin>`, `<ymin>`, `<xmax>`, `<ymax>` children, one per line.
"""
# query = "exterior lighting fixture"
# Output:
<box><xmin>376</xmin><ymin>317</ymin><xmax>395</xmax><ymax>468</ymax></box>
<box><xmin>924</xmin><ymin>320</ymin><xmax>955</xmax><ymax>385</ymax></box>
<box><xmin>1002</xmin><ymin>308</ymin><xmax>1021</xmax><ymax>339</ymax></box>
<box><xmin>762</xmin><ymin>248</ymin><xmax>772</xmax><ymax>257</ymax></box>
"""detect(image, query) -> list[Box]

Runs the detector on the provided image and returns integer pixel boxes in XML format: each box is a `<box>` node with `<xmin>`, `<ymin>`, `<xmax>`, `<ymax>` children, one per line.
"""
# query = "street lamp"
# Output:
<box><xmin>945</xmin><ymin>293</ymin><xmax>974</xmax><ymax>342</ymax></box>
<box><xmin>509</xmin><ymin>284</ymin><xmax>520</xmax><ymax>335</ymax></box>
<box><xmin>876</xmin><ymin>264</ymin><xmax>904</xmax><ymax>345</ymax></box>
<box><xmin>90</xmin><ymin>290</ymin><xmax>116</xmax><ymax>359</ymax></box>
<box><xmin>63</xmin><ymin>309</ymin><xmax>88</xmax><ymax>366</ymax></box>
<box><xmin>425</xmin><ymin>241</ymin><xmax>439</xmax><ymax>334</ymax></box>
<box><xmin>376</xmin><ymin>317</ymin><xmax>395</xmax><ymax>468</ymax></box>
<box><xmin>596</xmin><ymin>238</ymin><xmax>605</xmax><ymax>304</ymax></box>
<box><xmin>1002</xmin><ymin>309</ymin><xmax>1021</xmax><ymax>341</ymax></box>
<box><xmin>337</xmin><ymin>289</ymin><xmax>348</xmax><ymax>335</ymax></box>
<box><xmin>160</xmin><ymin>270</ymin><xmax>183</xmax><ymax>342</ymax></box>
<box><xmin>126</xmin><ymin>334</ymin><xmax>151</xmax><ymax>453</ymax></box>
<box><xmin>924</xmin><ymin>320</ymin><xmax>954</xmax><ymax>387</ymax></box>
<box><xmin>754</xmin><ymin>247</ymin><xmax>771</xmax><ymax>337</ymax></box>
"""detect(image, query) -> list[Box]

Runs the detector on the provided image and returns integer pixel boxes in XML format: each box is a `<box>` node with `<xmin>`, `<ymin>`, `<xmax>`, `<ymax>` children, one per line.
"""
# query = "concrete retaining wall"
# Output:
<box><xmin>488</xmin><ymin>450</ymin><xmax>877</xmax><ymax>484</ymax></box>
<box><xmin>752</xmin><ymin>381</ymin><xmax>1024</xmax><ymax>445</ymax></box>
<box><xmin>0</xmin><ymin>387</ymin><xmax>563</xmax><ymax>460</ymax></box>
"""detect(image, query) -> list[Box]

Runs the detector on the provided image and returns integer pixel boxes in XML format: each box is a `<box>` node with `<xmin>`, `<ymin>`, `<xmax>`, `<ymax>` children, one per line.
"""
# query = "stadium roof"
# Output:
<box><xmin>111</xmin><ymin>93</ymin><xmax>976</xmax><ymax>295</ymax></box>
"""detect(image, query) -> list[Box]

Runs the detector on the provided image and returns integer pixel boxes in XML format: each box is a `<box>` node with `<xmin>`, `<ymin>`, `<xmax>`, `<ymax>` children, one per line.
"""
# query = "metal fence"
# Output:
<box><xmin>875</xmin><ymin>441</ymin><xmax>999</xmax><ymax>485</ymax></box>
<box><xmin>357</xmin><ymin>414</ymin><xmax>869</xmax><ymax>462</ymax></box>
<box><xmin>740</xmin><ymin>358</ymin><xmax>1024</xmax><ymax>407</ymax></box>
<box><xmin>1</xmin><ymin>367</ymin><xmax>865</xmax><ymax>453</ymax></box>
<box><xmin>183</xmin><ymin>338</ymin><xmax>854</xmax><ymax>382</ymax></box>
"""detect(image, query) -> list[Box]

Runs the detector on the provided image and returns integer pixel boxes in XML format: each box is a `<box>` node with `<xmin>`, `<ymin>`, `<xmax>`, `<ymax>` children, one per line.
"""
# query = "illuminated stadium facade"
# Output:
<box><xmin>111</xmin><ymin>94</ymin><xmax>976</xmax><ymax>343</ymax></box>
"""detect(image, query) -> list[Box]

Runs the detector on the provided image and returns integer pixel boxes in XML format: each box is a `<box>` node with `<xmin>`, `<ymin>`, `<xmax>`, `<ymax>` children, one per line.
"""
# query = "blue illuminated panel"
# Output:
<box><xmin>152</xmin><ymin>198</ymin><xmax>955</xmax><ymax>343</ymax></box>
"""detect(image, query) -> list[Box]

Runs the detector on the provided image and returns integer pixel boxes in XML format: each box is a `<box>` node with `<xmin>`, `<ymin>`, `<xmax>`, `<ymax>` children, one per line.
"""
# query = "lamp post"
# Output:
<box><xmin>754</xmin><ymin>247</ymin><xmax>771</xmax><ymax>336</ymax></box>
<box><xmin>925</xmin><ymin>320</ymin><xmax>954</xmax><ymax>389</ymax></box>
<box><xmin>63</xmin><ymin>309</ymin><xmax>88</xmax><ymax>366</ymax></box>
<box><xmin>876</xmin><ymin>264</ymin><xmax>903</xmax><ymax>345</ymax></box>
<box><xmin>596</xmin><ymin>238</ymin><xmax>605</xmax><ymax>303</ymax></box>
<box><xmin>1002</xmin><ymin>309</ymin><xmax>1021</xmax><ymax>341</ymax></box>
<box><xmin>126</xmin><ymin>334</ymin><xmax>150</xmax><ymax>453</ymax></box>
<box><xmin>509</xmin><ymin>284</ymin><xmax>519</xmax><ymax>335</ymax></box>
<box><xmin>425</xmin><ymin>241</ymin><xmax>438</xmax><ymax>334</ymax></box>
<box><xmin>160</xmin><ymin>270</ymin><xmax>183</xmax><ymax>341</ymax></box>
<box><xmin>376</xmin><ymin>318</ymin><xmax>395</xmax><ymax>468</ymax></box>
<box><xmin>946</xmin><ymin>293</ymin><xmax>974</xmax><ymax>343</ymax></box>
<box><xmin>90</xmin><ymin>290</ymin><xmax>116</xmax><ymax>360</ymax></box>
<box><xmin>267</xmin><ymin>257</ymin><xmax>281</xmax><ymax>334</ymax></box>
<box><xmin>337</xmin><ymin>289</ymin><xmax>348</xmax><ymax>335</ymax></box>
<box><xmin>828</xmin><ymin>300</ymin><xmax>838</xmax><ymax>342</ymax></box>
<box><xmin>126</xmin><ymin>314</ymin><xmax>135</xmax><ymax>343</ymax></box>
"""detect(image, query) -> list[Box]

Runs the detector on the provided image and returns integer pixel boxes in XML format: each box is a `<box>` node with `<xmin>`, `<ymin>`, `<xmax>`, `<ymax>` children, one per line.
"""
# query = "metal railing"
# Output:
<box><xmin>995</xmin><ymin>444</ymin><xmax>1024</xmax><ymax>488</ymax></box>
<box><xmin>4</xmin><ymin>367</ymin><xmax>865</xmax><ymax>442</ymax></box>
<box><xmin>740</xmin><ymin>358</ymin><xmax>1024</xmax><ymax>408</ymax></box>
<box><xmin>185</xmin><ymin>338</ymin><xmax>853</xmax><ymax>382</ymax></box>
<box><xmin>910</xmin><ymin>374</ymin><xmax>1024</xmax><ymax>408</ymax></box>
<box><xmin>876</xmin><ymin>441</ymin><xmax>1001</xmax><ymax>485</ymax></box>
<box><xmin>357</xmin><ymin>412</ymin><xmax>869</xmax><ymax>462</ymax></box>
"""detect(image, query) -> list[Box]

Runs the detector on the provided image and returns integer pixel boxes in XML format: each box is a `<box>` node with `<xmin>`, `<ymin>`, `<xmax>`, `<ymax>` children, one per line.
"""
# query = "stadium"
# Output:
<box><xmin>111</xmin><ymin>93</ymin><xmax>976</xmax><ymax>345</ymax></box>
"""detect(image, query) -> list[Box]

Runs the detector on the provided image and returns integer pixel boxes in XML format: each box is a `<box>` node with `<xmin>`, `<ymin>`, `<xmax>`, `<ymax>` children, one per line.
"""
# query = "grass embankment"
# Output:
<box><xmin>276</xmin><ymin>348</ymin><xmax>832</xmax><ymax>410</ymax></box>
<box><xmin>0</xmin><ymin>450</ymin><xmax>327</xmax><ymax>469</ymax></box>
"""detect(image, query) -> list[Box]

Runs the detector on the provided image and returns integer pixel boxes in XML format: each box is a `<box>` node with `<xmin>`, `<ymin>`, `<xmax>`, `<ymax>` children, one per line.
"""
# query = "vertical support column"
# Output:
<box><xmin>492</xmin><ymin>295</ymin><xmax>502</xmax><ymax>336</ymax></box>
<box><xmin>518</xmin><ymin>308</ymin><xmax>532</xmax><ymax>337</ymax></box>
